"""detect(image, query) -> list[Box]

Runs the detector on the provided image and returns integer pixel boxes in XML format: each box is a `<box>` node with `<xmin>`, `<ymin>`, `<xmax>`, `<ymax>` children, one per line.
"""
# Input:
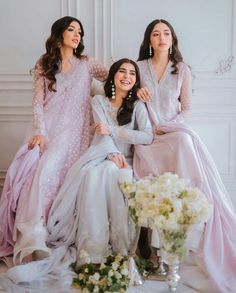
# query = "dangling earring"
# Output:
<box><xmin>57</xmin><ymin>42</ymin><xmax>61</xmax><ymax>48</ymax></box>
<box><xmin>128</xmin><ymin>90</ymin><xmax>132</xmax><ymax>99</ymax></box>
<box><xmin>149</xmin><ymin>45</ymin><xmax>152</xmax><ymax>57</ymax></box>
<box><xmin>169</xmin><ymin>46</ymin><xmax>172</xmax><ymax>55</ymax></box>
<box><xmin>111</xmin><ymin>82</ymin><xmax>116</xmax><ymax>100</ymax></box>
<box><xmin>74</xmin><ymin>48</ymin><xmax>77</xmax><ymax>54</ymax></box>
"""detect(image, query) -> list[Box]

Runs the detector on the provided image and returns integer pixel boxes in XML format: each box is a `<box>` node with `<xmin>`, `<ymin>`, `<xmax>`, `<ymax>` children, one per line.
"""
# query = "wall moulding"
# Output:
<box><xmin>102</xmin><ymin>0</ymin><xmax>236</xmax><ymax>80</ymax></box>
<box><xmin>0</xmin><ymin>104</ymin><xmax>32</xmax><ymax>122</ymax></box>
<box><xmin>0</xmin><ymin>74</ymin><xmax>33</xmax><ymax>90</ymax></box>
<box><xmin>0</xmin><ymin>170</ymin><xmax>7</xmax><ymax>189</ymax></box>
<box><xmin>0</xmin><ymin>0</ymin><xmax>72</xmax><ymax>78</ymax></box>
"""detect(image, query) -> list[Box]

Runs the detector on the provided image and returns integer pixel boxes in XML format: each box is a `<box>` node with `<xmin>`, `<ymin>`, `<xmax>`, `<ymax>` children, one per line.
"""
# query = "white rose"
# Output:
<box><xmin>112</xmin><ymin>262</ymin><xmax>119</xmax><ymax>271</ymax></box>
<box><xmin>93</xmin><ymin>272</ymin><xmax>100</xmax><ymax>281</ymax></box>
<box><xmin>121</xmin><ymin>268</ymin><xmax>129</xmax><ymax>276</ymax></box>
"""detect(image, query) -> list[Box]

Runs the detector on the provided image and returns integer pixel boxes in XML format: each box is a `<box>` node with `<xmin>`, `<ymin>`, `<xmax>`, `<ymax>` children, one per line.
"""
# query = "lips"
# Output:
<box><xmin>120</xmin><ymin>80</ymin><xmax>131</xmax><ymax>85</ymax></box>
<box><xmin>72</xmin><ymin>39</ymin><xmax>79</xmax><ymax>44</ymax></box>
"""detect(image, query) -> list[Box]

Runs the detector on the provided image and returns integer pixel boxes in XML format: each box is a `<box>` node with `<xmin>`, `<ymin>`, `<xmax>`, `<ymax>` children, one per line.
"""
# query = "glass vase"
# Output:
<box><xmin>159</xmin><ymin>225</ymin><xmax>189</xmax><ymax>292</ymax></box>
<box><xmin>128</xmin><ymin>225</ymin><xmax>144</xmax><ymax>286</ymax></box>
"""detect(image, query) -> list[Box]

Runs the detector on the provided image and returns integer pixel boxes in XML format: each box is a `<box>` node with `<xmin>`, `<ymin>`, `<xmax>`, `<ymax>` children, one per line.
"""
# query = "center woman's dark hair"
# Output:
<box><xmin>40</xmin><ymin>16</ymin><xmax>85</xmax><ymax>92</ymax></box>
<box><xmin>104</xmin><ymin>58</ymin><xmax>140</xmax><ymax>126</ymax></box>
<box><xmin>138</xmin><ymin>19</ymin><xmax>183</xmax><ymax>74</ymax></box>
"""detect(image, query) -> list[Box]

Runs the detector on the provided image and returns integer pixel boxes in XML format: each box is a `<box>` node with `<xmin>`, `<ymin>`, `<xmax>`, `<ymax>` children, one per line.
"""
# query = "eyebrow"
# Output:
<box><xmin>152</xmin><ymin>29</ymin><xmax>170</xmax><ymax>33</ymax></box>
<box><xmin>119</xmin><ymin>67</ymin><xmax>136</xmax><ymax>74</ymax></box>
<box><xmin>68</xmin><ymin>25</ymin><xmax>81</xmax><ymax>31</ymax></box>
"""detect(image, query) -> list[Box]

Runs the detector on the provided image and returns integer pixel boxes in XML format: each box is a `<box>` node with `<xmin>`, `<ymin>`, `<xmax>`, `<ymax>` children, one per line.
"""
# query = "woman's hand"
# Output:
<box><xmin>137</xmin><ymin>87</ymin><xmax>152</xmax><ymax>102</ymax></box>
<box><xmin>28</xmin><ymin>135</ymin><xmax>46</xmax><ymax>153</ymax></box>
<box><xmin>155</xmin><ymin>128</ymin><xmax>166</xmax><ymax>135</ymax></box>
<box><xmin>94</xmin><ymin>122</ymin><xmax>110</xmax><ymax>136</ymax></box>
<box><xmin>109</xmin><ymin>154</ymin><xmax>128</xmax><ymax>169</ymax></box>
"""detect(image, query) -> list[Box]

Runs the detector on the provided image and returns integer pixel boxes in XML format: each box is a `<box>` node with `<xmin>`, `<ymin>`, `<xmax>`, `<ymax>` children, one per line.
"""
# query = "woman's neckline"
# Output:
<box><xmin>148</xmin><ymin>58</ymin><xmax>171</xmax><ymax>85</ymax></box>
<box><xmin>59</xmin><ymin>55</ymin><xmax>77</xmax><ymax>74</ymax></box>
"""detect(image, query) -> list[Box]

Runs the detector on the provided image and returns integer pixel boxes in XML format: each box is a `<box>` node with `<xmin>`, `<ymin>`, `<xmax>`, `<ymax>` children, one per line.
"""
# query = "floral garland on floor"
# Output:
<box><xmin>72</xmin><ymin>250</ymin><xmax>130</xmax><ymax>293</ymax></box>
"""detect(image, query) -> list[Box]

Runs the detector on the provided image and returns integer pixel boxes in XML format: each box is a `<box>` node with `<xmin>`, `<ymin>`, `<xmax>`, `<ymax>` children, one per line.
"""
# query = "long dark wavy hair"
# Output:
<box><xmin>40</xmin><ymin>16</ymin><xmax>85</xmax><ymax>91</ymax></box>
<box><xmin>104</xmin><ymin>58</ymin><xmax>140</xmax><ymax>126</ymax></box>
<box><xmin>138</xmin><ymin>19</ymin><xmax>183</xmax><ymax>74</ymax></box>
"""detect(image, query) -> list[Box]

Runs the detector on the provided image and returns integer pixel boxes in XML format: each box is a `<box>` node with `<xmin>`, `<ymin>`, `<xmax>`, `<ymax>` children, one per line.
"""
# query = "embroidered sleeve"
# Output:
<box><xmin>108</xmin><ymin>102</ymin><xmax>153</xmax><ymax>145</ymax></box>
<box><xmin>88</xmin><ymin>57</ymin><xmax>108</xmax><ymax>82</ymax></box>
<box><xmin>32</xmin><ymin>62</ymin><xmax>47</xmax><ymax>136</ymax></box>
<box><xmin>172</xmin><ymin>65</ymin><xmax>192</xmax><ymax>123</ymax></box>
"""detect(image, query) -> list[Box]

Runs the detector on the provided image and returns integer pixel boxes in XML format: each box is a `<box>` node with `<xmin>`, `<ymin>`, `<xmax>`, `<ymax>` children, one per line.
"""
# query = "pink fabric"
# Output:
<box><xmin>0</xmin><ymin>144</ymin><xmax>40</xmax><ymax>256</ymax></box>
<box><xmin>134</xmin><ymin>59</ymin><xmax>236</xmax><ymax>293</ymax></box>
<box><xmin>0</xmin><ymin>56</ymin><xmax>107</xmax><ymax>258</ymax></box>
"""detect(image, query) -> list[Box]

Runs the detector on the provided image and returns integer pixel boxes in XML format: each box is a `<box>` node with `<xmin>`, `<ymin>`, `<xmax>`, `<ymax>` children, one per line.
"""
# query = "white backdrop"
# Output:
<box><xmin>0</xmin><ymin>0</ymin><xmax>236</xmax><ymax>207</ymax></box>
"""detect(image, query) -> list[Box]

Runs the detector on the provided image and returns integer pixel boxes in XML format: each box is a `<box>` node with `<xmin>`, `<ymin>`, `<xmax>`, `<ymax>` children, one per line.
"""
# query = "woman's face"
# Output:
<box><xmin>114</xmin><ymin>63</ymin><xmax>137</xmax><ymax>94</ymax></box>
<box><xmin>150</xmin><ymin>22</ymin><xmax>172</xmax><ymax>54</ymax></box>
<box><xmin>62</xmin><ymin>21</ymin><xmax>81</xmax><ymax>50</ymax></box>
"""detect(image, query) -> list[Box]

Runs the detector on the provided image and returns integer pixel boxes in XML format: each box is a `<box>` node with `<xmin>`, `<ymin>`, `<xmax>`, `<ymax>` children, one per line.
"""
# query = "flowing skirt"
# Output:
<box><xmin>133</xmin><ymin>123</ymin><xmax>236</xmax><ymax>293</ymax></box>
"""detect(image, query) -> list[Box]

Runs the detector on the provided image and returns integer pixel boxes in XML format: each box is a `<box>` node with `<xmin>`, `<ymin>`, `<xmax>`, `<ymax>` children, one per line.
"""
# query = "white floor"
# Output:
<box><xmin>0</xmin><ymin>261</ymin><xmax>213</xmax><ymax>293</ymax></box>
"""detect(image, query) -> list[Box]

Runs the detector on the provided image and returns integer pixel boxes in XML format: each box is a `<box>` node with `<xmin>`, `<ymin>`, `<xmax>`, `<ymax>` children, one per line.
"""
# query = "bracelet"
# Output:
<box><xmin>107</xmin><ymin>152</ymin><xmax>119</xmax><ymax>160</ymax></box>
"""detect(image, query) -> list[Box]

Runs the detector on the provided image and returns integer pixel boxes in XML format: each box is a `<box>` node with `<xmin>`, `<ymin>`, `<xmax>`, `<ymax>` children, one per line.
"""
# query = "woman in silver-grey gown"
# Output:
<box><xmin>47</xmin><ymin>58</ymin><xmax>153</xmax><ymax>266</ymax></box>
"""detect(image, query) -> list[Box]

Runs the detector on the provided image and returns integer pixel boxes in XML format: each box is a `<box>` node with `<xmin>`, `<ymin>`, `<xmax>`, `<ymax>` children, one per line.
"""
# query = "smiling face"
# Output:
<box><xmin>62</xmin><ymin>21</ymin><xmax>81</xmax><ymax>50</ymax></box>
<box><xmin>150</xmin><ymin>22</ymin><xmax>173</xmax><ymax>54</ymax></box>
<box><xmin>114</xmin><ymin>63</ymin><xmax>137</xmax><ymax>95</ymax></box>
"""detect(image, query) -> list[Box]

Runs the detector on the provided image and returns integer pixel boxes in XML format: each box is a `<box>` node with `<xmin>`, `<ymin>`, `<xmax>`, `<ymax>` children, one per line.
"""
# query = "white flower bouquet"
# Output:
<box><xmin>72</xmin><ymin>250</ymin><xmax>130</xmax><ymax>292</ymax></box>
<box><xmin>120</xmin><ymin>172</ymin><xmax>212</xmax><ymax>262</ymax></box>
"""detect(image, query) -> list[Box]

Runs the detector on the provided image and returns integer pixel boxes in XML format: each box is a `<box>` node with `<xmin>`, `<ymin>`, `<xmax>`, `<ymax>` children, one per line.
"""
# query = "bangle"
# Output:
<box><xmin>107</xmin><ymin>152</ymin><xmax>119</xmax><ymax>160</ymax></box>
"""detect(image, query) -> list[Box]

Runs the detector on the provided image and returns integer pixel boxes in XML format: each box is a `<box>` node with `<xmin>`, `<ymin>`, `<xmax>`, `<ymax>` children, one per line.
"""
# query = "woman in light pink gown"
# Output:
<box><xmin>134</xmin><ymin>19</ymin><xmax>236</xmax><ymax>293</ymax></box>
<box><xmin>0</xmin><ymin>16</ymin><xmax>107</xmax><ymax>265</ymax></box>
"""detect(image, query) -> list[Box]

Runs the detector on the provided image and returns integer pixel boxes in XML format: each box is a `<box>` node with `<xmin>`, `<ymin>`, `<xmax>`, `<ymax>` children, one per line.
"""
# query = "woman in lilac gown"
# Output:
<box><xmin>134</xmin><ymin>19</ymin><xmax>236</xmax><ymax>293</ymax></box>
<box><xmin>0</xmin><ymin>16</ymin><xmax>107</xmax><ymax>265</ymax></box>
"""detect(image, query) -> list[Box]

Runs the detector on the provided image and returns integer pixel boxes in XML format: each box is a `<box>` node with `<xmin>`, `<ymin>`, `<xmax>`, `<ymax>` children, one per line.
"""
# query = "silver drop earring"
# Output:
<box><xmin>128</xmin><ymin>90</ymin><xmax>132</xmax><ymax>99</ymax></box>
<box><xmin>149</xmin><ymin>45</ymin><xmax>152</xmax><ymax>57</ymax></box>
<box><xmin>169</xmin><ymin>46</ymin><xmax>172</xmax><ymax>55</ymax></box>
<box><xmin>111</xmin><ymin>83</ymin><xmax>116</xmax><ymax>100</ymax></box>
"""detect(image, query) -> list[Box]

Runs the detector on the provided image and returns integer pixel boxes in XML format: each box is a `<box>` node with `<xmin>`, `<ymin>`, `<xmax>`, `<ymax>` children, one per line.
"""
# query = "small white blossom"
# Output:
<box><xmin>121</xmin><ymin>268</ymin><xmax>129</xmax><ymax>276</ymax></box>
<box><xmin>112</xmin><ymin>262</ymin><xmax>119</xmax><ymax>271</ymax></box>
<box><xmin>93</xmin><ymin>272</ymin><xmax>100</xmax><ymax>281</ymax></box>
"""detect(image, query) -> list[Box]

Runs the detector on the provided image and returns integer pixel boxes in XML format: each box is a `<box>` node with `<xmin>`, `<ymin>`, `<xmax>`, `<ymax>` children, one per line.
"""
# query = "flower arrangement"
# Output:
<box><xmin>120</xmin><ymin>172</ymin><xmax>212</xmax><ymax>262</ymax></box>
<box><xmin>72</xmin><ymin>250</ymin><xmax>130</xmax><ymax>293</ymax></box>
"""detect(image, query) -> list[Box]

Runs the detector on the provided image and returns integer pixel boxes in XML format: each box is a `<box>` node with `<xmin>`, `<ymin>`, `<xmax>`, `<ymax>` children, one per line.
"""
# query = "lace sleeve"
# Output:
<box><xmin>108</xmin><ymin>102</ymin><xmax>153</xmax><ymax>145</ymax></box>
<box><xmin>32</xmin><ymin>62</ymin><xmax>47</xmax><ymax>136</ymax></box>
<box><xmin>88</xmin><ymin>57</ymin><xmax>108</xmax><ymax>82</ymax></box>
<box><xmin>172</xmin><ymin>65</ymin><xmax>192</xmax><ymax>123</ymax></box>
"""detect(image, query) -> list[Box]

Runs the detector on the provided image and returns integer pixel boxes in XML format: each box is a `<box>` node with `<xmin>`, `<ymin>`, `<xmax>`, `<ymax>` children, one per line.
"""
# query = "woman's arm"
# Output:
<box><xmin>32</xmin><ymin>62</ymin><xmax>47</xmax><ymax>136</ymax></box>
<box><xmin>172</xmin><ymin>65</ymin><xmax>192</xmax><ymax>123</ymax></box>
<box><xmin>108</xmin><ymin>102</ymin><xmax>153</xmax><ymax>145</ymax></box>
<box><xmin>88</xmin><ymin>57</ymin><xmax>108</xmax><ymax>82</ymax></box>
<box><xmin>91</xmin><ymin>96</ymin><xmax>120</xmax><ymax>153</ymax></box>
<box><xmin>28</xmin><ymin>62</ymin><xmax>47</xmax><ymax>153</ymax></box>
